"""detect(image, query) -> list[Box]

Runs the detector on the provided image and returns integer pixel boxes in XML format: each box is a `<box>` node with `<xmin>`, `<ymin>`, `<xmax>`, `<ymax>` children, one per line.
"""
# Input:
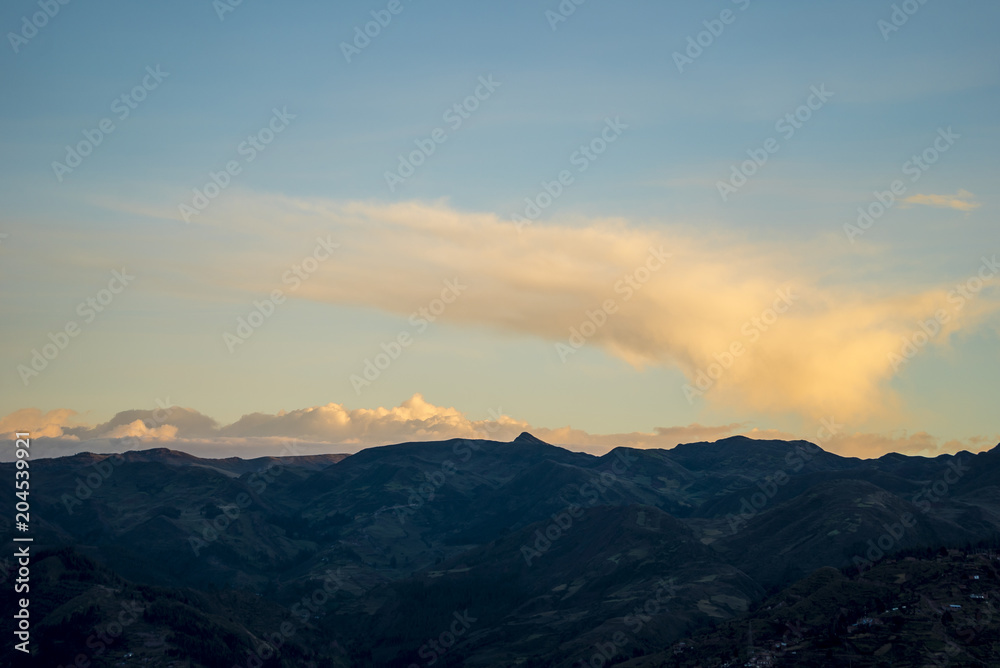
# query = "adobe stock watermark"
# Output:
<box><xmin>556</xmin><ymin>246</ymin><xmax>671</xmax><ymax>362</ymax></box>
<box><xmin>853</xmin><ymin>456</ymin><xmax>969</xmax><ymax>576</ymax></box>
<box><xmin>60</xmin><ymin>397</ymin><xmax>176</xmax><ymax>514</ymax></box>
<box><xmin>844</xmin><ymin>126</ymin><xmax>960</xmax><ymax>243</ymax></box>
<box><xmin>877</xmin><ymin>0</ymin><xmax>932</xmax><ymax>41</ymax></box>
<box><xmin>234</xmin><ymin>568</ymin><xmax>353</xmax><ymax>668</ymax></box>
<box><xmin>179</xmin><ymin>107</ymin><xmax>296</xmax><ymax>223</ymax></box>
<box><xmin>350</xmin><ymin>278</ymin><xmax>467</xmax><ymax>394</ymax></box>
<box><xmin>223</xmin><ymin>236</ymin><xmax>339</xmax><ymax>353</ymax></box>
<box><xmin>887</xmin><ymin>255</ymin><xmax>997</xmax><ymax>373</ymax></box>
<box><xmin>340</xmin><ymin>0</ymin><xmax>415</xmax><ymax>63</ymax></box>
<box><xmin>544</xmin><ymin>0</ymin><xmax>590</xmax><ymax>31</ymax></box>
<box><xmin>188</xmin><ymin>440</ymin><xmax>304</xmax><ymax>557</ymax></box>
<box><xmin>213</xmin><ymin>0</ymin><xmax>246</xmax><ymax>21</ymax></box>
<box><xmin>717</xmin><ymin>84</ymin><xmax>834</xmax><ymax>202</ymax></box>
<box><xmin>17</xmin><ymin>268</ymin><xmax>135</xmax><ymax>386</ymax></box>
<box><xmin>921</xmin><ymin>590</ymin><xmax>998</xmax><ymax>668</ymax></box>
<box><xmin>393</xmin><ymin>408</ymin><xmax>507</xmax><ymax>525</ymax></box>
<box><xmin>407</xmin><ymin>609</ymin><xmax>478</xmax><ymax>667</ymax></box>
<box><xmin>682</xmin><ymin>286</ymin><xmax>795</xmax><ymax>404</ymax></box>
<box><xmin>187</xmin><ymin>467</ymin><xmax>284</xmax><ymax>556</ymax></box>
<box><xmin>673</xmin><ymin>0</ymin><xmax>752</xmax><ymax>74</ymax></box>
<box><xmin>55</xmin><ymin>598</ymin><xmax>152</xmax><ymax>668</ymax></box>
<box><xmin>51</xmin><ymin>66</ymin><xmax>170</xmax><ymax>182</ymax></box>
<box><xmin>384</xmin><ymin>75</ymin><xmax>501</xmax><ymax>192</ymax></box>
<box><xmin>7</xmin><ymin>0</ymin><xmax>73</xmax><ymax>54</ymax></box>
<box><xmin>512</xmin><ymin>117</ymin><xmax>628</xmax><ymax>232</ymax></box>
<box><xmin>573</xmin><ymin>578</ymin><xmax>678</xmax><ymax>668</ymax></box>
<box><xmin>520</xmin><ymin>450</ymin><xmax>636</xmax><ymax>566</ymax></box>
<box><xmin>725</xmin><ymin>418</ymin><xmax>839</xmax><ymax>534</ymax></box>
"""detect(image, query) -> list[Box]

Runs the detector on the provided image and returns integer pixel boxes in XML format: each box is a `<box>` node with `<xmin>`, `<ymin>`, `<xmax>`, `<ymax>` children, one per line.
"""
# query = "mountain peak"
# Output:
<box><xmin>513</xmin><ymin>432</ymin><xmax>549</xmax><ymax>446</ymax></box>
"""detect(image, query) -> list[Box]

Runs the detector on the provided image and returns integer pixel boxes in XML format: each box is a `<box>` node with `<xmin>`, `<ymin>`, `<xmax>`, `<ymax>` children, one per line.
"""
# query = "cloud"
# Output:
<box><xmin>902</xmin><ymin>189</ymin><xmax>981</xmax><ymax>212</ymax></box>
<box><xmin>165</xmin><ymin>194</ymin><xmax>1000</xmax><ymax>421</ymax></box>
<box><xmin>0</xmin><ymin>408</ymin><xmax>79</xmax><ymax>439</ymax></box>
<box><xmin>5</xmin><ymin>394</ymin><xmax>722</xmax><ymax>454</ymax></box>
<box><xmin>96</xmin><ymin>420</ymin><xmax>179</xmax><ymax>440</ymax></box>
<box><xmin>64</xmin><ymin>406</ymin><xmax>219</xmax><ymax>440</ymax></box>
<box><xmin>0</xmin><ymin>395</ymin><xmax>524</xmax><ymax>458</ymax></box>
<box><xmin>214</xmin><ymin>395</ymin><xmax>743</xmax><ymax>454</ymax></box>
<box><xmin>820</xmin><ymin>430</ymin><xmax>996</xmax><ymax>460</ymax></box>
<box><xmin>218</xmin><ymin>393</ymin><xmax>523</xmax><ymax>444</ymax></box>
<box><xmin>527</xmin><ymin>423</ymin><xmax>748</xmax><ymax>455</ymax></box>
<box><xmin>4</xmin><ymin>396</ymin><xmax>994</xmax><ymax>462</ymax></box>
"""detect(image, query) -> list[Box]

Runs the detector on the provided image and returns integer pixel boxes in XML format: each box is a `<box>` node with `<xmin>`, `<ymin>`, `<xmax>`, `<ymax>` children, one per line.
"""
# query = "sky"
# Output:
<box><xmin>1</xmin><ymin>0</ymin><xmax>998</xmax><ymax>460</ymax></box>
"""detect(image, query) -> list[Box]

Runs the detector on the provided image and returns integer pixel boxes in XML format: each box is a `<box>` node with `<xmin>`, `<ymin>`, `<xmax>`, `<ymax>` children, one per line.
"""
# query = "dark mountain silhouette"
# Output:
<box><xmin>2</xmin><ymin>434</ymin><xmax>998</xmax><ymax>666</ymax></box>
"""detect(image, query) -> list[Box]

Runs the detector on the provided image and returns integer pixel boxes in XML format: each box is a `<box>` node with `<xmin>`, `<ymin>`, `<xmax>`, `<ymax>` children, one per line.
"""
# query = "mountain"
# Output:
<box><xmin>2</xmin><ymin>434</ymin><xmax>998</xmax><ymax>666</ymax></box>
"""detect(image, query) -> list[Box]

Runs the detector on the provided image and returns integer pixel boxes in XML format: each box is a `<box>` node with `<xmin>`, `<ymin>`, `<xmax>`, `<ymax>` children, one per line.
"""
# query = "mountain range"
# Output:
<box><xmin>2</xmin><ymin>433</ymin><xmax>998</xmax><ymax>667</ymax></box>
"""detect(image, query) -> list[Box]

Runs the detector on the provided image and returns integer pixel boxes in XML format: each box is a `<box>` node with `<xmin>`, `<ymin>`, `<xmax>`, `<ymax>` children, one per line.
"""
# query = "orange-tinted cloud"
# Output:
<box><xmin>176</xmin><ymin>195</ymin><xmax>1000</xmax><ymax>421</ymax></box>
<box><xmin>0</xmin><ymin>408</ymin><xmax>79</xmax><ymax>439</ymax></box>
<box><xmin>902</xmin><ymin>189</ymin><xmax>981</xmax><ymax>212</ymax></box>
<box><xmin>820</xmin><ymin>430</ymin><xmax>996</xmax><ymax>459</ymax></box>
<box><xmin>4</xmin><ymin>396</ymin><xmax>994</xmax><ymax>461</ymax></box>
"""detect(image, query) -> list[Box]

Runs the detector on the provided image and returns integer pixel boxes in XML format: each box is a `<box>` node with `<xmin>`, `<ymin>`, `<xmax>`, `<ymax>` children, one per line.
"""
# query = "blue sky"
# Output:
<box><xmin>2</xmin><ymin>0</ymin><xmax>998</xmax><ymax>458</ymax></box>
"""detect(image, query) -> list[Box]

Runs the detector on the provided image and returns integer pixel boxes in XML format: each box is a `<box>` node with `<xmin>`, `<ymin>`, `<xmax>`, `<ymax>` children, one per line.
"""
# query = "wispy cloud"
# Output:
<box><xmin>902</xmin><ymin>189</ymin><xmax>981</xmax><ymax>212</ymax></box>
<box><xmin>34</xmin><ymin>192</ymin><xmax>998</xmax><ymax>423</ymax></box>
<box><xmin>149</xmin><ymin>194</ymin><xmax>1000</xmax><ymax>421</ymax></box>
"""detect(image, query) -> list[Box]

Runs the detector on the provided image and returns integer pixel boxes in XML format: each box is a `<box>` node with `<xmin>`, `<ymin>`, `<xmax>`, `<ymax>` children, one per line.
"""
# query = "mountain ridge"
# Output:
<box><xmin>4</xmin><ymin>432</ymin><xmax>999</xmax><ymax>665</ymax></box>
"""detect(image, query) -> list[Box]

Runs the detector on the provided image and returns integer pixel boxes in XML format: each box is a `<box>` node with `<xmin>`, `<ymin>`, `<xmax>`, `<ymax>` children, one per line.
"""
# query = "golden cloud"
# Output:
<box><xmin>0</xmin><ymin>408</ymin><xmax>79</xmax><ymax>439</ymax></box>
<box><xmin>3</xmin><ymin>395</ymin><xmax>994</xmax><ymax>461</ymax></box>
<box><xmin>902</xmin><ymin>189</ymin><xmax>981</xmax><ymax>212</ymax></box>
<box><xmin>180</xmin><ymin>195</ymin><xmax>1000</xmax><ymax>421</ymax></box>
